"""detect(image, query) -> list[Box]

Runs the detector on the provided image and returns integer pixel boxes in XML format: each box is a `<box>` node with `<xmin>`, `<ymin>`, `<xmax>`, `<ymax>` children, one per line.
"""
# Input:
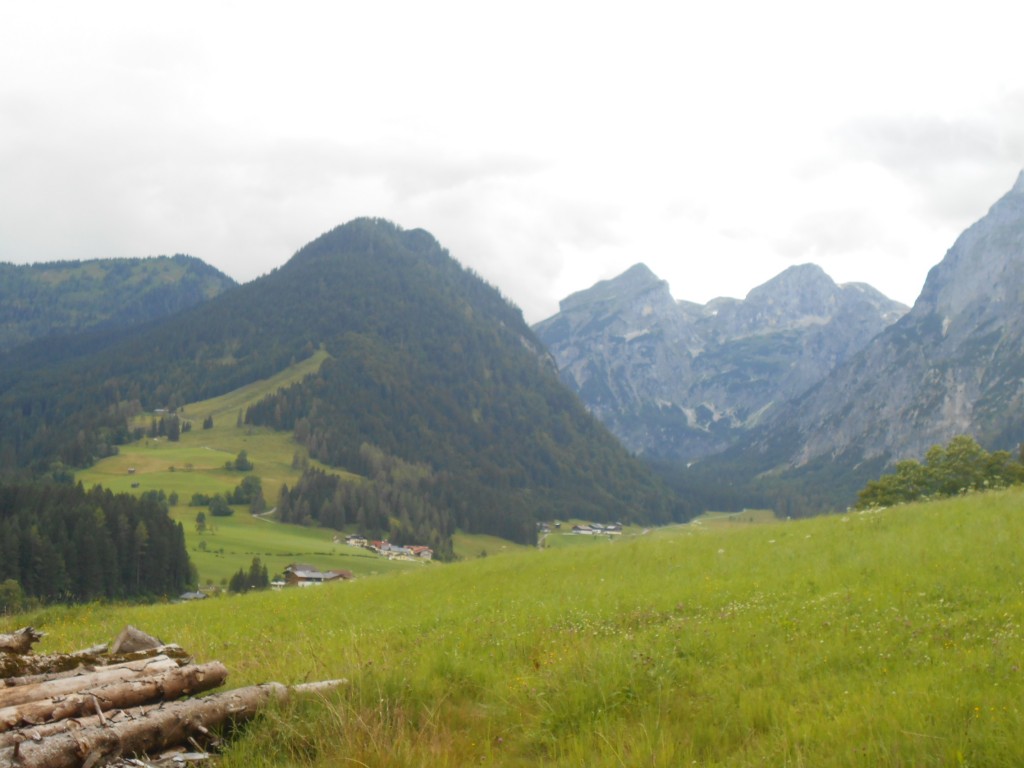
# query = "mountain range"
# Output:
<box><xmin>0</xmin><ymin>255</ymin><xmax>236</xmax><ymax>354</ymax></box>
<box><xmin>4</xmin><ymin>171</ymin><xmax>1023</xmax><ymax>530</ymax></box>
<box><xmin>533</xmin><ymin>261</ymin><xmax>907</xmax><ymax>462</ymax></box>
<box><xmin>0</xmin><ymin>219</ymin><xmax>681</xmax><ymax>545</ymax></box>
<box><xmin>536</xmin><ymin>171</ymin><xmax>1024</xmax><ymax>512</ymax></box>
<box><xmin>765</xmin><ymin>170</ymin><xmax>1024</xmax><ymax>469</ymax></box>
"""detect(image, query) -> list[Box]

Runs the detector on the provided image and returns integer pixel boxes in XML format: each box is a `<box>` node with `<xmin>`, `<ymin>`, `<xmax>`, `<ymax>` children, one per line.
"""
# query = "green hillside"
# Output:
<box><xmin>74</xmin><ymin>349</ymin><xmax>384</xmax><ymax>585</ymax></box>
<box><xmin>76</xmin><ymin>349</ymin><xmax>338</xmax><ymax>497</ymax></box>
<box><xmin>7</xmin><ymin>487</ymin><xmax>1023</xmax><ymax>766</ymax></box>
<box><xmin>0</xmin><ymin>255</ymin><xmax>236</xmax><ymax>354</ymax></box>
<box><xmin>168</xmin><ymin>506</ymin><xmax>416</xmax><ymax>585</ymax></box>
<box><xmin>2</xmin><ymin>219</ymin><xmax>681</xmax><ymax>548</ymax></box>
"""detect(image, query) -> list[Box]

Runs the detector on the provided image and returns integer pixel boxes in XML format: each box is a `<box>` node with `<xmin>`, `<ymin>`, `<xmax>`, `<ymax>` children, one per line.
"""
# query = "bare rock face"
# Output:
<box><xmin>535</xmin><ymin>170</ymin><xmax>1024</xmax><ymax>509</ymax></box>
<box><xmin>778</xmin><ymin>170</ymin><xmax>1024</xmax><ymax>467</ymax></box>
<box><xmin>533</xmin><ymin>262</ymin><xmax>908</xmax><ymax>462</ymax></box>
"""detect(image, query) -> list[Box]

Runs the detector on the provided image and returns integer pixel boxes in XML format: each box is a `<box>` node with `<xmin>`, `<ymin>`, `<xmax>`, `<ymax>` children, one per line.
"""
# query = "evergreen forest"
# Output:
<box><xmin>0</xmin><ymin>255</ymin><xmax>236</xmax><ymax>354</ymax></box>
<box><xmin>0</xmin><ymin>482</ymin><xmax>192</xmax><ymax>604</ymax></box>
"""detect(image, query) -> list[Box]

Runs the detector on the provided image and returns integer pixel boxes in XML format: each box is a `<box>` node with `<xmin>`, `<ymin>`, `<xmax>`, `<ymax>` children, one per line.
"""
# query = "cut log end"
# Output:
<box><xmin>109</xmin><ymin>626</ymin><xmax>163</xmax><ymax>655</ymax></box>
<box><xmin>0</xmin><ymin>628</ymin><xmax>45</xmax><ymax>656</ymax></box>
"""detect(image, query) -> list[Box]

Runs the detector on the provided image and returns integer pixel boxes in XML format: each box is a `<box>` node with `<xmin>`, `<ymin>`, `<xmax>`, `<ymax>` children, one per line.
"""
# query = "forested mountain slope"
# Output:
<box><xmin>0</xmin><ymin>255</ymin><xmax>236</xmax><ymax>353</ymax></box>
<box><xmin>0</xmin><ymin>219</ymin><xmax>682</xmax><ymax>543</ymax></box>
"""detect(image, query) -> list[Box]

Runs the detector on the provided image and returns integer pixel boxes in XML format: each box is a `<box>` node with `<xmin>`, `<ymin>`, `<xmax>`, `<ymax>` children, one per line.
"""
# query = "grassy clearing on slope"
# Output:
<box><xmin>9</xmin><ymin>488</ymin><xmax>1024</xmax><ymax>766</ymax></box>
<box><xmin>171</xmin><ymin>507</ymin><xmax>418</xmax><ymax>586</ymax></box>
<box><xmin>75</xmin><ymin>349</ymin><xmax>371</xmax><ymax>584</ymax></box>
<box><xmin>689</xmin><ymin>507</ymin><xmax>779</xmax><ymax>528</ymax></box>
<box><xmin>78</xmin><ymin>349</ymin><xmax>339</xmax><ymax>498</ymax></box>
<box><xmin>452</xmin><ymin>530</ymin><xmax>532</xmax><ymax>559</ymax></box>
<box><xmin>176</xmin><ymin>348</ymin><xmax>331</xmax><ymax>427</ymax></box>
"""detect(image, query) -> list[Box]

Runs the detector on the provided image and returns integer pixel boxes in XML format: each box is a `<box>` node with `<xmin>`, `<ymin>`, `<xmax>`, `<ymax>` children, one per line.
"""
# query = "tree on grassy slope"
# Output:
<box><xmin>856</xmin><ymin>435</ymin><xmax>1024</xmax><ymax>508</ymax></box>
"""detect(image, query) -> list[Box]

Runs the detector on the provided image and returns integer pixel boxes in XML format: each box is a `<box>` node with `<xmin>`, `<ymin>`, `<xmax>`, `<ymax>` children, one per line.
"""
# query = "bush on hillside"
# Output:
<box><xmin>855</xmin><ymin>435</ymin><xmax>1024</xmax><ymax>509</ymax></box>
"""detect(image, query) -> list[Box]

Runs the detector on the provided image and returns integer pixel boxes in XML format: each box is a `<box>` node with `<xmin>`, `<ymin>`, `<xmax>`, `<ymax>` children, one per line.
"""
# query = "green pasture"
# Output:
<box><xmin>13</xmin><ymin>487</ymin><xmax>1024</xmax><ymax>765</ymax></box>
<box><xmin>688</xmin><ymin>507</ymin><xmax>779</xmax><ymax>528</ymax></box>
<box><xmin>171</xmin><ymin>507</ymin><xmax>418</xmax><ymax>586</ymax></box>
<box><xmin>162</xmin><ymin>348</ymin><xmax>330</xmax><ymax>427</ymax></box>
<box><xmin>451</xmin><ymin>530</ymin><xmax>532</xmax><ymax>559</ymax></box>
<box><xmin>79</xmin><ymin>350</ymin><xmax>343</xmax><ymax>501</ymax></box>
<box><xmin>541</xmin><ymin>531</ymin><xmax>619</xmax><ymax>550</ymax></box>
<box><xmin>77</xmin><ymin>427</ymin><xmax>320</xmax><ymax>501</ymax></box>
<box><xmin>539</xmin><ymin>520</ymin><xmax>648</xmax><ymax>550</ymax></box>
<box><xmin>74</xmin><ymin>350</ymin><xmax>378</xmax><ymax>585</ymax></box>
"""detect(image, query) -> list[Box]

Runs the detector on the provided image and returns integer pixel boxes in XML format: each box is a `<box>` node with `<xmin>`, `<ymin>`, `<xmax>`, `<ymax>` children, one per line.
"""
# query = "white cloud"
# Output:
<box><xmin>2</xmin><ymin>1</ymin><xmax>1024</xmax><ymax>322</ymax></box>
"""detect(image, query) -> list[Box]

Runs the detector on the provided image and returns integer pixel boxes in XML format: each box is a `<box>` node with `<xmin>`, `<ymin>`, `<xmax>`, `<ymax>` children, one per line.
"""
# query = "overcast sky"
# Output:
<box><xmin>2</xmin><ymin>1</ymin><xmax>1023</xmax><ymax>323</ymax></box>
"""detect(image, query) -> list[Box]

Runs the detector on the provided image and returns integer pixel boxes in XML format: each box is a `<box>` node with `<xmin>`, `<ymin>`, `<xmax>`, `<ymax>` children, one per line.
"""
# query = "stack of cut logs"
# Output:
<box><xmin>0</xmin><ymin>625</ymin><xmax>344</xmax><ymax>768</ymax></box>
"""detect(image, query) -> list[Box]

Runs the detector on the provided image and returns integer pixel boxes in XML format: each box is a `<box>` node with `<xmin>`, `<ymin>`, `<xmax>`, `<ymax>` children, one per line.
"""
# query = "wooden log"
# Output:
<box><xmin>0</xmin><ymin>645</ymin><xmax>190</xmax><ymax>681</ymax></box>
<box><xmin>0</xmin><ymin>656</ymin><xmax>179</xmax><ymax>709</ymax></box>
<box><xmin>0</xmin><ymin>703</ymin><xmax>165</xmax><ymax>749</ymax></box>
<box><xmin>0</xmin><ymin>662</ymin><xmax>228</xmax><ymax>733</ymax></box>
<box><xmin>71</xmin><ymin>645</ymin><xmax>108</xmax><ymax>658</ymax></box>
<box><xmin>0</xmin><ymin>679</ymin><xmax>346</xmax><ymax>768</ymax></box>
<box><xmin>0</xmin><ymin>628</ymin><xmax>44</xmax><ymax>655</ymax></box>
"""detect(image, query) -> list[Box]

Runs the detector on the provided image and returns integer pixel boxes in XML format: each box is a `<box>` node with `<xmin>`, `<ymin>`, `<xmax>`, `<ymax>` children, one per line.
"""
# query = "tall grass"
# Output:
<box><xmin>6</xmin><ymin>488</ymin><xmax>1024</xmax><ymax>765</ymax></box>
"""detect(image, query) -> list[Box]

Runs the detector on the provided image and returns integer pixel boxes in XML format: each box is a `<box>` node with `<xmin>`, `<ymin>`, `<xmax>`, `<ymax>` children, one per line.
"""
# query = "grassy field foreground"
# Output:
<box><xmin>6</xmin><ymin>489</ymin><xmax>1024</xmax><ymax>766</ymax></box>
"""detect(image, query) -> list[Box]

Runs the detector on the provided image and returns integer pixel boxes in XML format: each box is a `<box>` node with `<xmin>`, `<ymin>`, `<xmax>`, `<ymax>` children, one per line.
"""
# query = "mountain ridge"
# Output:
<box><xmin>0</xmin><ymin>254</ymin><xmax>236</xmax><ymax>354</ymax></box>
<box><xmin>0</xmin><ymin>218</ymin><xmax>683</xmax><ymax>543</ymax></box>
<box><xmin>771</xmin><ymin>170</ymin><xmax>1024</xmax><ymax>468</ymax></box>
<box><xmin>533</xmin><ymin>260</ymin><xmax>907</xmax><ymax>462</ymax></box>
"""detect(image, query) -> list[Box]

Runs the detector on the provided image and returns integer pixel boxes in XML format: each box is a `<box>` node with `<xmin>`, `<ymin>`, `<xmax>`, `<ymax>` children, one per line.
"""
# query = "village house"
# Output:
<box><xmin>283</xmin><ymin>564</ymin><xmax>353</xmax><ymax>587</ymax></box>
<box><xmin>571</xmin><ymin>522</ymin><xmax>623</xmax><ymax>536</ymax></box>
<box><xmin>366</xmin><ymin>540</ymin><xmax>433</xmax><ymax>560</ymax></box>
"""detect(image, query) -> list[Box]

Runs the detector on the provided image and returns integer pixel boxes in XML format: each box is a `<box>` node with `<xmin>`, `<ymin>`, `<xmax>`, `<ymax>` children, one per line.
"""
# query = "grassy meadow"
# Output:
<box><xmin>71</xmin><ymin>349</ymin><xmax>559</xmax><ymax>585</ymax></box>
<box><xmin>74</xmin><ymin>349</ymin><xmax>395</xmax><ymax>584</ymax></box>
<box><xmin>167</xmin><ymin>507</ymin><xmax>418</xmax><ymax>586</ymax></box>
<box><xmin>76</xmin><ymin>349</ymin><xmax>343</xmax><ymax>500</ymax></box>
<box><xmin>6</xmin><ymin>488</ymin><xmax>1024</xmax><ymax>766</ymax></box>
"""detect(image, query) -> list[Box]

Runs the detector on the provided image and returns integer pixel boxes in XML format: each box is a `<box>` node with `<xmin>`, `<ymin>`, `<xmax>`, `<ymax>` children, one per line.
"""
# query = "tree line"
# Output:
<box><xmin>855</xmin><ymin>435</ymin><xmax>1024</xmax><ymax>509</ymax></box>
<box><xmin>277</xmin><ymin>444</ymin><xmax>455</xmax><ymax>560</ymax></box>
<box><xmin>0</xmin><ymin>482</ymin><xmax>193</xmax><ymax>604</ymax></box>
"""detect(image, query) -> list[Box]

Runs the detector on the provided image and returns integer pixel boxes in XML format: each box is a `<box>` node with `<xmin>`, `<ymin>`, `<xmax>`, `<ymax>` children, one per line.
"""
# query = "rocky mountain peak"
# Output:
<box><xmin>747</xmin><ymin>263</ymin><xmax>834</xmax><ymax>300</ymax></box>
<box><xmin>557</xmin><ymin>262</ymin><xmax>669</xmax><ymax>314</ymax></box>
<box><xmin>772</xmin><ymin>169</ymin><xmax>1024</xmax><ymax>477</ymax></box>
<box><xmin>914</xmin><ymin>169</ymin><xmax>1024</xmax><ymax>322</ymax></box>
<box><xmin>705</xmin><ymin>263</ymin><xmax>908</xmax><ymax>343</ymax></box>
<box><xmin>1013</xmin><ymin>169</ymin><xmax>1024</xmax><ymax>194</ymax></box>
<box><xmin>533</xmin><ymin>260</ymin><xmax>906</xmax><ymax>462</ymax></box>
<box><xmin>712</xmin><ymin>263</ymin><xmax>841</xmax><ymax>337</ymax></box>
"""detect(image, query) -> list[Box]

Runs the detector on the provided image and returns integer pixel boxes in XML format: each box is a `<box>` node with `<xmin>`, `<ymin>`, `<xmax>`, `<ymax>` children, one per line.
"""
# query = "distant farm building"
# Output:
<box><xmin>283</xmin><ymin>564</ymin><xmax>353</xmax><ymax>587</ymax></box>
<box><xmin>571</xmin><ymin>523</ymin><xmax>623</xmax><ymax>536</ymax></box>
